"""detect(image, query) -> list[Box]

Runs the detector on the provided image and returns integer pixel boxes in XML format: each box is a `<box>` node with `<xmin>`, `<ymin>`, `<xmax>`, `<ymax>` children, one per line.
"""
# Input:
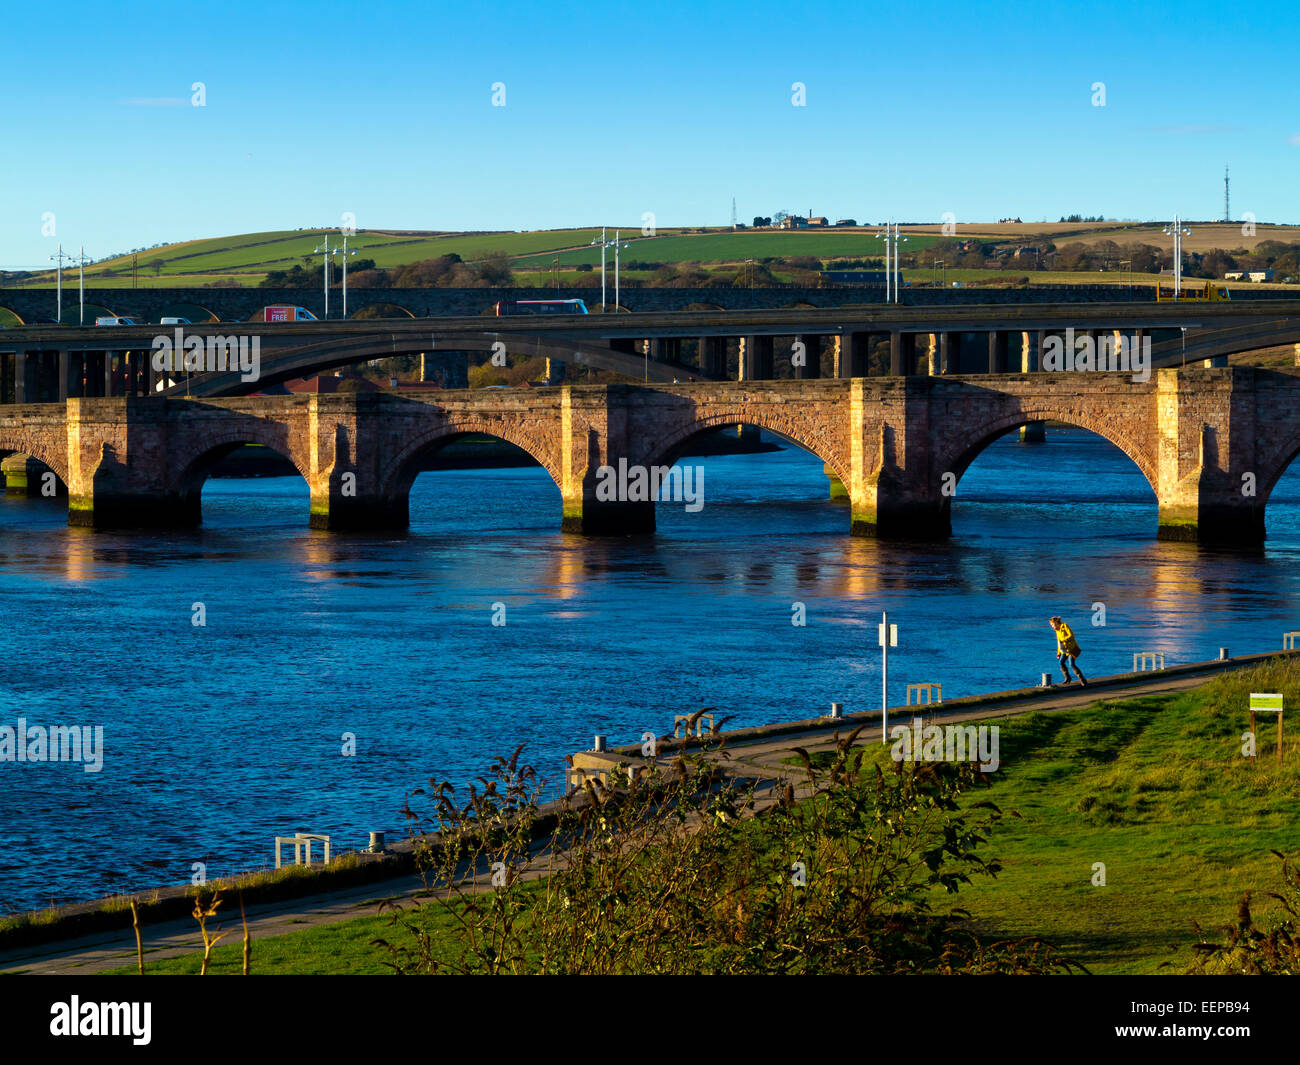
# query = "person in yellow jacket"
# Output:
<box><xmin>1049</xmin><ymin>616</ymin><xmax>1087</xmax><ymax>686</ymax></box>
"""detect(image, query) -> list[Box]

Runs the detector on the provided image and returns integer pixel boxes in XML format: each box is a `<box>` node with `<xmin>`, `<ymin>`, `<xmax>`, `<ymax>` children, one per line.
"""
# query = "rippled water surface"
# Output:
<box><xmin>5</xmin><ymin>427</ymin><xmax>1300</xmax><ymax>913</ymax></box>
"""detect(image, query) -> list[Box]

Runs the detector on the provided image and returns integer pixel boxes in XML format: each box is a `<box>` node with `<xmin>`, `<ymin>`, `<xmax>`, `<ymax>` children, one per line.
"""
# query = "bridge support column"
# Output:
<box><xmin>545</xmin><ymin>358</ymin><xmax>567</xmax><ymax>385</ymax></box>
<box><xmin>987</xmin><ymin>331</ymin><xmax>1008</xmax><ymax>373</ymax></box>
<box><xmin>1155</xmin><ymin>367</ymin><xmax>1263</xmax><ymax>545</ymax></box>
<box><xmin>939</xmin><ymin>333</ymin><xmax>959</xmax><ymax>374</ymax></box>
<box><xmin>421</xmin><ymin>351</ymin><xmax>471</xmax><ymax>389</ymax></box>
<box><xmin>0</xmin><ymin>353</ymin><xmax>10</xmax><ymax>404</ymax></box>
<box><xmin>740</xmin><ymin>335</ymin><xmax>774</xmax><ymax>380</ymax></box>
<box><xmin>849</xmin><ymin>377</ymin><xmax>949</xmax><ymax>540</ymax></box>
<box><xmin>795</xmin><ymin>335</ymin><xmax>821</xmax><ymax>379</ymax></box>
<box><xmin>63</xmin><ymin>397</ymin><xmax>189</xmax><ymax>527</ymax></box>
<box><xmin>1018</xmin><ymin>331</ymin><xmax>1046</xmax><ymax>440</ymax></box>
<box><xmin>697</xmin><ymin>336</ymin><xmax>727</xmax><ymax>379</ymax></box>
<box><xmin>560</xmin><ymin>385</ymin><xmax>655</xmax><ymax>535</ymax></box>
<box><xmin>649</xmin><ymin>337</ymin><xmax>681</xmax><ymax>373</ymax></box>
<box><xmin>835</xmin><ymin>332</ymin><xmax>870</xmax><ymax>378</ymax></box>
<box><xmin>59</xmin><ymin>352</ymin><xmax>80</xmax><ymax>401</ymax></box>
<box><xmin>889</xmin><ymin>332</ymin><xmax>918</xmax><ymax>376</ymax></box>
<box><xmin>1020</xmin><ymin>331</ymin><xmax>1039</xmax><ymax>372</ymax></box>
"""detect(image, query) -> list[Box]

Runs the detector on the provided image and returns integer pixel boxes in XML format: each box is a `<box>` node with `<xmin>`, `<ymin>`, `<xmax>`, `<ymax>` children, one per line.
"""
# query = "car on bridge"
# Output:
<box><xmin>95</xmin><ymin>316</ymin><xmax>144</xmax><ymax>326</ymax></box>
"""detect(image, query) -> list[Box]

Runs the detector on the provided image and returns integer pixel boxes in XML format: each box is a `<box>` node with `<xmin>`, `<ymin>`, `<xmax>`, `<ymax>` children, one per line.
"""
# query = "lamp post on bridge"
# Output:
<box><xmin>313</xmin><ymin>234</ymin><xmax>333</xmax><ymax>318</ymax></box>
<box><xmin>877</xmin><ymin>222</ymin><xmax>907</xmax><ymax>304</ymax></box>
<box><xmin>71</xmin><ymin>246</ymin><xmax>91</xmax><ymax>326</ymax></box>
<box><xmin>49</xmin><ymin>243</ymin><xmax>73</xmax><ymax>324</ymax></box>
<box><xmin>1163</xmin><ymin>215</ymin><xmax>1191</xmax><ymax>299</ymax></box>
<box><xmin>591</xmin><ymin>228</ymin><xmax>628</xmax><ymax>312</ymax></box>
<box><xmin>335</xmin><ymin>235</ymin><xmax>358</xmax><ymax>319</ymax></box>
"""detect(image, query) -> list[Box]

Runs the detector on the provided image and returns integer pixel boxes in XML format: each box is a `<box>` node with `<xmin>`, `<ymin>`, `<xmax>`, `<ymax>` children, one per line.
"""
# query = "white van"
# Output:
<box><xmin>159</xmin><ymin>316</ymin><xmax>191</xmax><ymax>325</ymax></box>
<box><xmin>95</xmin><ymin>316</ymin><xmax>142</xmax><ymax>326</ymax></box>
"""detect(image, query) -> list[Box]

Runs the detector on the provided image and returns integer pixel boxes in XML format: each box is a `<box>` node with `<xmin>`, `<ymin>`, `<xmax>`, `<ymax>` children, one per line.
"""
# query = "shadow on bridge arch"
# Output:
<box><xmin>349</xmin><ymin>302</ymin><xmax>416</xmax><ymax>320</ymax></box>
<box><xmin>174</xmin><ymin>437</ymin><xmax>309</xmax><ymax>525</ymax></box>
<box><xmin>0</xmin><ymin>447</ymin><xmax>69</xmax><ymax>503</ymax></box>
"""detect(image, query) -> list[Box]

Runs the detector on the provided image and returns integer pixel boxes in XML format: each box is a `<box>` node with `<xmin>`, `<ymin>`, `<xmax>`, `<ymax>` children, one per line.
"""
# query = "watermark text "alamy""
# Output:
<box><xmin>1043</xmin><ymin>329</ymin><xmax>1149</xmax><ymax>382</ymax></box>
<box><xmin>595</xmin><ymin>459</ymin><xmax>704</xmax><ymax>511</ymax></box>
<box><xmin>0</xmin><ymin>718</ymin><xmax>104</xmax><ymax>773</ymax></box>
<box><xmin>151</xmin><ymin>328</ymin><xmax>261</xmax><ymax>382</ymax></box>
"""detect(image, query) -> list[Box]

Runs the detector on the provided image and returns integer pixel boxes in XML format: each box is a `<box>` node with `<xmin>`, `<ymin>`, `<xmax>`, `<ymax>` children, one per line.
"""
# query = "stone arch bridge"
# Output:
<box><xmin>2</xmin><ymin>368</ymin><xmax>1298</xmax><ymax>544</ymax></box>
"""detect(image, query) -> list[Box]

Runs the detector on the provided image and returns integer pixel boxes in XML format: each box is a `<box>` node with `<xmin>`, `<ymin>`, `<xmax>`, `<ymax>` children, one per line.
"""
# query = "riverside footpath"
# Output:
<box><xmin>1</xmin><ymin>647</ymin><xmax>1294</xmax><ymax>975</ymax></box>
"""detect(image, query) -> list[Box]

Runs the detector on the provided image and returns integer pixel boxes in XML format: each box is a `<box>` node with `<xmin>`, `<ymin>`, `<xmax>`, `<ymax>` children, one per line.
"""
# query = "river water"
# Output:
<box><xmin>4</xmin><ymin>427</ymin><xmax>1300</xmax><ymax>914</ymax></box>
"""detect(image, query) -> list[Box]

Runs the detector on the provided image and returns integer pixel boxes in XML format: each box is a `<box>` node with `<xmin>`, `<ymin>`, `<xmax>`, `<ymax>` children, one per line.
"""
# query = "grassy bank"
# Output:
<box><xmin>98</xmin><ymin>660</ymin><xmax>1300</xmax><ymax>975</ymax></box>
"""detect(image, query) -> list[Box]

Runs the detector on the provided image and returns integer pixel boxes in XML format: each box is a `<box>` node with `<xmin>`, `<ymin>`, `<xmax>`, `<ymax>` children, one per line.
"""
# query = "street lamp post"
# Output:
<box><xmin>591</xmin><ymin>228</ymin><xmax>628</xmax><ymax>312</ymax></box>
<box><xmin>1163</xmin><ymin>215</ymin><xmax>1191</xmax><ymax>299</ymax></box>
<box><xmin>49</xmin><ymin>243</ymin><xmax>72</xmax><ymax>324</ymax></box>
<box><xmin>876</xmin><ymin>223</ymin><xmax>908</xmax><ymax>304</ymax></box>
<box><xmin>1120</xmin><ymin>259</ymin><xmax>1133</xmax><ymax>298</ymax></box>
<box><xmin>591</xmin><ymin>227</ymin><xmax>608</xmax><ymax>311</ymax></box>
<box><xmin>336</xmin><ymin>235</ymin><xmax>358</xmax><ymax>318</ymax></box>
<box><xmin>313</xmin><ymin>235</ymin><xmax>333</xmax><ymax>318</ymax></box>
<box><xmin>879</xmin><ymin>227</ymin><xmax>890</xmax><ymax>302</ymax></box>
<box><xmin>613</xmin><ymin>230</ymin><xmax>629</xmax><ymax>312</ymax></box>
<box><xmin>71</xmin><ymin>246</ymin><xmax>91</xmax><ymax>325</ymax></box>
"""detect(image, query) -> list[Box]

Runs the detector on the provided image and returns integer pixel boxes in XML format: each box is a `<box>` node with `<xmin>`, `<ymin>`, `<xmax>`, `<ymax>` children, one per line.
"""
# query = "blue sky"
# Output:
<box><xmin>2</xmin><ymin>0</ymin><xmax>1298</xmax><ymax>268</ymax></box>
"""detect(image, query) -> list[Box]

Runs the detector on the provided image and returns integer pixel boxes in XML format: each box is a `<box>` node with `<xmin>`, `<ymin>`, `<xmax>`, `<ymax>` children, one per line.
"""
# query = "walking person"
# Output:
<box><xmin>1049</xmin><ymin>616</ymin><xmax>1087</xmax><ymax>686</ymax></box>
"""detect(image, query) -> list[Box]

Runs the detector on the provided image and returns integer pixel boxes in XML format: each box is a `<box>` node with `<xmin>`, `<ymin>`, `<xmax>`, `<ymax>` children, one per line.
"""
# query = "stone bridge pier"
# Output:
<box><xmin>848</xmin><ymin>368</ymin><xmax>1282</xmax><ymax>544</ymax></box>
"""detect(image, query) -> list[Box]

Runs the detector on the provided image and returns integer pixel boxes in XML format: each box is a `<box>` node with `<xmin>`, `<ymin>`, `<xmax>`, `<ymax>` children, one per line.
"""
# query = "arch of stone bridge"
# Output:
<box><xmin>936</xmin><ymin>404</ymin><xmax>1159</xmax><ymax>494</ymax></box>
<box><xmin>168</xmin><ymin>424</ymin><xmax>310</xmax><ymax>496</ymax></box>
<box><xmin>635</xmin><ymin>411</ymin><xmax>848</xmax><ymax>486</ymax></box>
<box><xmin>378</xmin><ymin>420</ymin><xmax>562</xmax><ymax>499</ymax></box>
<box><xmin>348</xmin><ymin>302</ymin><xmax>417</xmax><ymax>320</ymax></box>
<box><xmin>0</xmin><ymin>436</ymin><xmax>70</xmax><ymax>487</ymax></box>
<box><xmin>1254</xmin><ymin>429</ymin><xmax>1300</xmax><ymax>507</ymax></box>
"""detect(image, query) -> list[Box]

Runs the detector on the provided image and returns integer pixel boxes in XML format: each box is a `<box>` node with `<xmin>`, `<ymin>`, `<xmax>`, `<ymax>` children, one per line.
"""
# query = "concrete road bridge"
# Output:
<box><xmin>0</xmin><ymin>299</ymin><xmax>1298</xmax><ymax>402</ymax></box>
<box><xmin>1</xmin><ymin>368</ymin><xmax>1298</xmax><ymax>545</ymax></box>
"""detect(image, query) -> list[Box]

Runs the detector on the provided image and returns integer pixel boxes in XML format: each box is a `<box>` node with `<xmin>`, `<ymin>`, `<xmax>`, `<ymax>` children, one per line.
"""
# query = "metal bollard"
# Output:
<box><xmin>593</xmin><ymin>735</ymin><xmax>606</xmax><ymax>752</ymax></box>
<box><xmin>830</xmin><ymin>702</ymin><xmax>843</xmax><ymax>719</ymax></box>
<box><xmin>1219</xmin><ymin>647</ymin><xmax>1230</xmax><ymax>660</ymax></box>
<box><xmin>1040</xmin><ymin>673</ymin><xmax>1052</xmax><ymax>688</ymax></box>
<box><xmin>369</xmin><ymin>831</ymin><xmax>386</xmax><ymax>854</ymax></box>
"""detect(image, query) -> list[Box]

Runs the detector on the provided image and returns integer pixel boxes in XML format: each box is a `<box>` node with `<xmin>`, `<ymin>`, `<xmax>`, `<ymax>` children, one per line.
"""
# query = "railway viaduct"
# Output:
<box><xmin>2</xmin><ymin>368</ymin><xmax>1298</xmax><ymax>545</ymax></box>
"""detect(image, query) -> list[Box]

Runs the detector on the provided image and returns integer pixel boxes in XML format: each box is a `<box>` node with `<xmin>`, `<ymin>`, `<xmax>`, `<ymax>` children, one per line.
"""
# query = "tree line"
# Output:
<box><xmin>260</xmin><ymin>252</ymin><xmax>514</xmax><ymax>288</ymax></box>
